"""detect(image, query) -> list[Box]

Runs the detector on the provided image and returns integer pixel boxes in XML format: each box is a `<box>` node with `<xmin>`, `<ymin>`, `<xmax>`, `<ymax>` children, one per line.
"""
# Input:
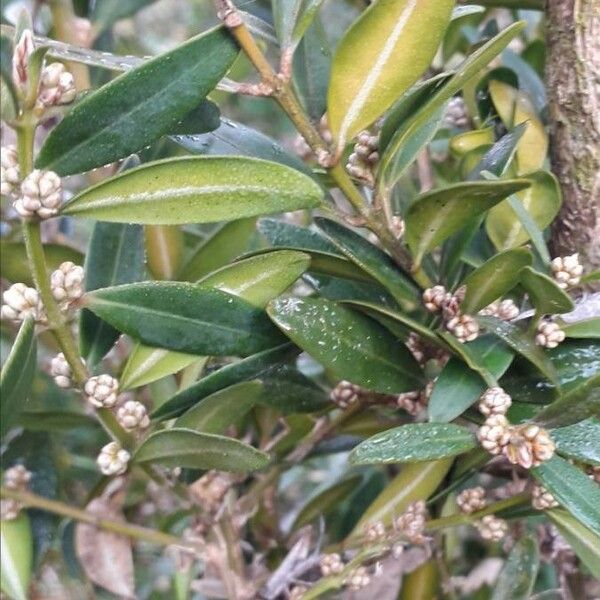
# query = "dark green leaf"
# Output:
<box><xmin>80</xmin><ymin>222</ymin><xmax>145</xmax><ymax>365</ymax></box>
<box><xmin>552</xmin><ymin>419</ymin><xmax>600</xmax><ymax>465</ymax></box>
<box><xmin>0</xmin><ymin>318</ymin><xmax>36</xmax><ymax>438</ymax></box>
<box><xmin>490</xmin><ymin>536</ymin><xmax>539</xmax><ymax>600</ymax></box>
<box><xmin>259</xmin><ymin>218</ymin><xmax>341</xmax><ymax>255</ymax></box>
<box><xmin>134</xmin><ymin>428</ymin><xmax>270</xmax><ymax>472</ymax></box>
<box><xmin>520</xmin><ymin>266</ymin><xmax>574</xmax><ymax>314</ymax></box>
<box><xmin>462</xmin><ymin>248</ymin><xmax>532</xmax><ymax>313</ymax></box>
<box><xmin>83</xmin><ymin>282</ymin><xmax>285</xmax><ymax>356</ymax></box>
<box><xmin>61</xmin><ymin>157</ymin><xmax>322</xmax><ymax>223</ymax></box>
<box><xmin>36</xmin><ymin>27</ymin><xmax>238</xmax><ymax>175</ymax></box>
<box><xmin>350</xmin><ymin>423</ymin><xmax>477</xmax><ymax>464</ymax></box>
<box><xmin>19</xmin><ymin>410</ymin><xmax>96</xmax><ymax>431</ymax></box>
<box><xmin>168</xmin><ymin>99</ymin><xmax>220</xmax><ymax>135</ymax></box>
<box><xmin>260</xmin><ymin>365</ymin><xmax>328</xmax><ymax>413</ymax></box>
<box><xmin>268</xmin><ymin>296</ymin><xmax>424</xmax><ymax>393</ymax></box>
<box><xmin>303</xmin><ymin>273</ymin><xmax>397</xmax><ymax>308</ymax></box>
<box><xmin>92</xmin><ymin>0</ymin><xmax>159</xmax><ymax>33</ymax></box>
<box><xmin>152</xmin><ymin>344</ymin><xmax>298</xmax><ymax>420</ymax></box>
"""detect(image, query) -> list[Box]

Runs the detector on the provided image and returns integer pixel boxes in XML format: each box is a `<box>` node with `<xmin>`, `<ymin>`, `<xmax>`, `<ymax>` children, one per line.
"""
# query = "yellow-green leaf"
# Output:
<box><xmin>1</xmin><ymin>514</ymin><xmax>33</xmax><ymax>600</ymax></box>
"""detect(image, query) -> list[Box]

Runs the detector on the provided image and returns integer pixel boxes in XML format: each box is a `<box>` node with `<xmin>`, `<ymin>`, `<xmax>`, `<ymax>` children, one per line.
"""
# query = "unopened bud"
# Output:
<box><xmin>116</xmin><ymin>400</ymin><xmax>150</xmax><ymax>431</ymax></box>
<box><xmin>36</xmin><ymin>62</ymin><xmax>77</xmax><ymax>108</ymax></box>
<box><xmin>1</xmin><ymin>146</ymin><xmax>20</xmax><ymax>196</ymax></box>
<box><xmin>475</xmin><ymin>514</ymin><xmax>507</xmax><ymax>541</ymax></box>
<box><xmin>456</xmin><ymin>486</ymin><xmax>487</xmax><ymax>514</ymax></box>
<box><xmin>1</xmin><ymin>282</ymin><xmax>45</xmax><ymax>323</ymax></box>
<box><xmin>446</xmin><ymin>313</ymin><xmax>479</xmax><ymax>343</ymax></box>
<box><xmin>330</xmin><ymin>380</ymin><xmax>362</xmax><ymax>409</ymax></box>
<box><xmin>478</xmin><ymin>387</ymin><xmax>512</xmax><ymax>417</ymax></box>
<box><xmin>363</xmin><ymin>520</ymin><xmax>386</xmax><ymax>542</ymax></box>
<box><xmin>50</xmin><ymin>352</ymin><xmax>85</xmax><ymax>389</ymax></box>
<box><xmin>345</xmin><ymin>565</ymin><xmax>370</xmax><ymax>591</ymax></box>
<box><xmin>320</xmin><ymin>553</ymin><xmax>344</xmax><ymax>576</ymax></box>
<box><xmin>15</xmin><ymin>169</ymin><xmax>62</xmax><ymax>219</ymax></box>
<box><xmin>477</xmin><ymin>414</ymin><xmax>511</xmax><ymax>456</ymax></box>
<box><xmin>503</xmin><ymin>424</ymin><xmax>555</xmax><ymax>469</ymax></box>
<box><xmin>12</xmin><ymin>29</ymin><xmax>35</xmax><ymax>93</ymax></box>
<box><xmin>532</xmin><ymin>484</ymin><xmax>559</xmax><ymax>510</ymax></box>
<box><xmin>422</xmin><ymin>285</ymin><xmax>448</xmax><ymax>313</ymax></box>
<box><xmin>535</xmin><ymin>320</ymin><xmax>565</xmax><ymax>349</ymax></box>
<box><xmin>96</xmin><ymin>441</ymin><xmax>130</xmax><ymax>476</ymax></box>
<box><xmin>50</xmin><ymin>261</ymin><xmax>84</xmax><ymax>307</ymax></box>
<box><xmin>550</xmin><ymin>254</ymin><xmax>583</xmax><ymax>289</ymax></box>
<box><xmin>84</xmin><ymin>374</ymin><xmax>119</xmax><ymax>408</ymax></box>
<box><xmin>394</xmin><ymin>500</ymin><xmax>428</xmax><ymax>543</ymax></box>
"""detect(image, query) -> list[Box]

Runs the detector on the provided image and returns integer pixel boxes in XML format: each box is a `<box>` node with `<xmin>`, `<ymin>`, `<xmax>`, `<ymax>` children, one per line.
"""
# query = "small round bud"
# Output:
<box><xmin>475</xmin><ymin>515</ymin><xmax>507</xmax><ymax>541</ymax></box>
<box><xmin>456</xmin><ymin>487</ymin><xmax>487</xmax><ymax>514</ymax></box>
<box><xmin>503</xmin><ymin>424</ymin><xmax>555</xmax><ymax>469</ymax></box>
<box><xmin>84</xmin><ymin>374</ymin><xmax>119</xmax><ymax>408</ymax></box>
<box><xmin>37</xmin><ymin>62</ymin><xmax>77</xmax><ymax>108</ymax></box>
<box><xmin>96</xmin><ymin>441</ymin><xmax>130</xmax><ymax>476</ymax></box>
<box><xmin>532</xmin><ymin>484</ymin><xmax>559</xmax><ymax>510</ymax></box>
<box><xmin>477</xmin><ymin>414</ymin><xmax>511</xmax><ymax>456</ymax></box>
<box><xmin>394</xmin><ymin>500</ymin><xmax>428</xmax><ymax>543</ymax></box>
<box><xmin>446</xmin><ymin>314</ymin><xmax>480</xmax><ymax>343</ymax></box>
<box><xmin>396</xmin><ymin>382</ymin><xmax>432</xmax><ymax>416</ymax></box>
<box><xmin>1</xmin><ymin>282</ymin><xmax>46</xmax><ymax>323</ymax></box>
<box><xmin>3</xmin><ymin>465</ymin><xmax>32</xmax><ymax>490</ymax></box>
<box><xmin>478</xmin><ymin>387</ymin><xmax>512</xmax><ymax>417</ymax></box>
<box><xmin>479</xmin><ymin>299</ymin><xmax>520</xmax><ymax>321</ymax></box>
<box><xmin>50</xmin><ymin>352</ymin><xmax>85</xmax><ymax>389</ymax></box>
<box><xmin>1</xmin><ymin>146</ymin><xmax>20</xmax><ymax>196</ymax></box>
<box><xmin>550</xmin><ymin>254</ymin><xmax>583</xmax><ymax>289</ymax></box>
<box><xmin>444</xmin><ymin>96</ymin><xmax>469</xmax><ymax>129</ymax></box>
<box><xmin>346</xmin><ymin>130</ymin><xmax>379</xmax><ymax>184</ymax></box>
<box><xmin>535</xmin><ymin>320</ymin><xmax>565</xmax><ymax>349</ymax></box>
<box><xmin>330</xmin><ymin>380</ymin><xmax>362</xmax><ymax>409</ymax></box>
<box><xmin>422</xmin><ymin>285</ymin><xmax>448</xmax><ymax>313</ymax></box>
<box><xmin>320</xmin><ymin>553</ymin><xmax>344</xmax><ymax>576</ymax></box>
<box><xmin>363</xmin><ymin>520</ymin><xmax>386</xmax><ymax>543</ymax></box>
<box><xmin>345</xmin><ymin>566</ymin><xmax>370</xmax><ymax>591</ymax></box>
<box><xmin>15</xmin><ymin>170</ymin><xmax>62</xmax><ymax>219</ymax></box>
<box><xmin>116</xmin><ymin>400</ymin><xmax>150</xmax><ymax>431</ymax></box>
<box><xmin>50</xmin><ymin>261</ymin><xmax>84</xmax><ymax>307</ymax></box>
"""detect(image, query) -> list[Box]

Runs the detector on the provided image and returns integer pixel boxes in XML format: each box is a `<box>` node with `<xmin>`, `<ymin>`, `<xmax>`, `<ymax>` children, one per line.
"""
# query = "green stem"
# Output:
<box><xmin>15</xmin><ymin>122</ymin><xmax>35</xmax><ymax>174</ymax></box>
<box><xmin>1</xmin><ymin>486</ymin><xmax>195</xmax><ymax>549</ymax></box>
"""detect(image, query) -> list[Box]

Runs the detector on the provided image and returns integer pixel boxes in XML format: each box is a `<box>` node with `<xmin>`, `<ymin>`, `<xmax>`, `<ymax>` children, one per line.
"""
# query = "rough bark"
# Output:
<box><xmin>546</xmin><ymin>0</ymin><xmax>600</xmax><ymax>272</ymax></box>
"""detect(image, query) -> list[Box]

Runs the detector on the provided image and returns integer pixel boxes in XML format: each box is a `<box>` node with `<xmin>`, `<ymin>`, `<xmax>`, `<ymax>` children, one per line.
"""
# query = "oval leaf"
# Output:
<box><xmin>267</xmin><ymin>296</ymin><xmax>424</xmax><ymax>393</ymax></box>
<box><xmin>327</xmin><ymin>0</ymin><xmax>454</xmax><ymax>148</ymax></box>
<box><xmin>490</xmin><ymin>536</ymin><xmax>539</xmax><ymax>600</ymax></box>
<box><xmin>36</xmin><ymin>27</ymin><xmax>238</xmax><ymax>175</ymax></box>
<box><xmin>83</xmin><ymin>282</ymin><xmax>285</xmax><ymax>356</ymax></box>
<box><xmin>61</xmin><ymin>157</ymin><xmax>323</xmax><ymax>224</ymax></box>
<box><xmin>551</xmin><ymin>419</ymin><xmax>600</xmax><ymax>466</ymax></box>
<box><xmin>349</xmin><ymin>423</ymin><xmax>477</xmax><ymax>464</ymax></box>
<box><xmin>134</xmin><ymin>428</ymin><xmax>270</xmax><ymax>472</ymax></box>
<box><xmin>520</xmin><ymin>266</ymin><xmax>574</xmax><ymax>314</ymax></box>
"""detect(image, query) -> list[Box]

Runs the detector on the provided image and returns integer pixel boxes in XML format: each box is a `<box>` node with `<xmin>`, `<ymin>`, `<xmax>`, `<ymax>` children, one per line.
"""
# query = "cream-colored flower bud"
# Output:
<box><xmin>37</xmin><ymin>62</ymin><xmax>77</xmax><ymax>108</ymax></box>
<box><xmin>478</xmin><ymin>387</ymin><xmax>512</xmax><ymax>417</ymax></box>
<box><xmin>15</xmin><ymin>169</ymin><xmax>62</xmax><ymax>219</ymax></box>
<box><xmin>320</xmin><ymin>553</ymin><xmax>344</xmax><ymax>576</ymax></box>
<box><xmin>444</xmin><ymin>96</ymin><xmax>469</xmax><ymax>129</ymax></box>
<box><xmin>0</xmin><ymin>499</ymin><xmax>21</xmax><ymax>521</ymax></box>
<box><xmin>477</xmin><ymin>414</ymin><xmax>511</xmax><ymax>456</ymax></box>
<box><xmin>12</xmin><ymin>29</ymin><xmax>35</xmax><ymax>92</ymax></box>
<box><xmin>3</xmin><ymin>465</ymin><xmax>32</xmax><ymax>490</ymax></box>
<box><xmin>1</xmin><ymin>146</ymin><xmax>20</xmax><ymax>196</ymax></box>
<box><xmin>96</xmin><ymin>441</ymin><xmax>130</xmax><ymax>476</ymax></box>
<box><xmin>456</xmin><ymin>486</ymin><xmax>487</xmax><ymax>514</ymax></box>
<box><xmin>422</xmin><ymin>285</ymin><xmax>448</xmax><ymax>313</ymax></box>
<box><xmin>394</xmin><ymin>500</ymin><xmax>428</xmax><ymax>543</ymax></box>
<box><xmin>363</xmin><ymin>520</ymin><xmax>386</xmax><ymax>542</ymax></box>
<box><xmin>117</xmin><ymin>400</ymin><xmax>150</xmax><ymax>431</ymax></box>
<box><xmin>446</xmin><ymin>314</ymin><xmax>480</xmax><ymax>343</ymax></box>
<box><xmin>345</xmin><ymin>566</ymin><xmax>370</xmax><ymax>591</ymax></box>
<box><xmin>503</xmin><ymin>424</ymin><xmax>555</xmax><ymax>469</ymax></box>
<box><xmin>50</xmin><ymin>261</ymin><xmax>84</xmax><ymax>306</ymax></box>
<box><xmin>1</xmin><ymin>282</ymin><xmax>45</xmax><ymax>323</ymax></box>
<box><xmin>330</xmin><ymin>380</ymin><xmax>362</xmax><ymax>409</ymax></box>
<box><xmin>50</xmin><ymin>352</ymin><xmax>73</xmax><ymax>388</ymax></box>
<box><xmin>84</xmin><ymin>374</ymin><xmax>119</xmax><ymax>408</ymax></box>
<box><xmin>480</xmin><ymin>299</ymin><xmax>520</xmax><ymax>321</ymax></box>
<box><xmin>475</xmin><ymin>515</ymin><xmax>507</xmax><ymax>541</ymax></box>
<box><xmin>532</xmin><ymin>484</ymin><xmax>559</xmax><ymax>510</ymax></box>
<box><xmin>550</xmin><ymin>253</ymin><xmax>583</xmax><ymax>289</ymax></box>
<box><xmin>289</xmin><ymin>585</ymin><xmax>308</xmax><ymax>600</ymax></box>
<box><xmin>535</xmin><ymin>320</ymin><xmax>565</xmax><ymax>349</ymax></box>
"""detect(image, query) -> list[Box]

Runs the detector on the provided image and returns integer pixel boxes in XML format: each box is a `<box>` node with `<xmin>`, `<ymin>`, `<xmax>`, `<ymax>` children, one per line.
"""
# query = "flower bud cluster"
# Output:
<box><xmin>532</xmin><ymin>484</ymin><xmax>559</xmax><ymax>510</ymax></box>
<box><xmin>363</xmin><ymin>520</ymin><xmax>386</xmax><ymax>542</ymax></box>
<box><xmin>320</xmin><ymin>553</ymin><xmax>344</xmax><ymax>576</ymax></box>
<box><xmin>330</xmin><ymin>380</ymin><xmax>362</xmax><ymax>409</ymax></box>
<box><xmin>294</xmin><ymin>115</ymin><xmax>332</xmax><ymax>161</ymax></box>
<box><xmin>96</xmin><ymin>441</ymin><xmax>130</xmax><ymax>476</ymax></box>
<box><xmin>550</xmin><ymin>254</ymin><xmax>583</xmax><ymax>289</ymax></box>
<box><xmin>474</xmin><ymin>514</ymin><xmax>507</xmax><ymax>541</ymax></box>
<box><xmin>14</xmin><ymin>169</ymin><xmax>62</xmax><ymax>219</ymax></box>
<box><xmin>50</xmin><ymin>352</ymin><xmax>85</xmax><ymax>389</ymax></box>
<box><xmin>422</xmin><ymin>285</ymin><xmax>479</xmax><ymax>343</ymax></box>
<box><xmin>394</xmin><ymin>500</ymin><xmax>428</xmax><ymax>543</ymax></box>
<box><xmin>1</xmin><ymin>282</ymin><xmax>46</xmax><ymax>323</ymax></box>
<box><xmin>1</xmin><ymin>146</ymin><xmax>20</xmax><ymax>196</ymax></box>
<box><xmin>346</xmin><ymin>130</ymin><xmax>379</xmax><ymax>184</ymax></box>
<box><xmin>50</xmin><ymin>261</ymin><xmax>84</xmax><ymax>307</ymax></box>
<box><xmin>478</xmin><ymin>387</ymin><xmax>512</xmax><ymax>417</ymax></box>
<box><xmin>535</xmin><ymin>320</ymin><xmax>565</xmax><ymax>349</ymax></box>
<box><xmin>84</xmin><ymin>374</ymin><xmax>119</xmax><ymax>408</ymax></box>
<box><xmin>444</xmin><ymin>96</ymin><xmax>469</xmax><ymax>129</ymax></box>
<box><xmin>116</xmin><ymin>400</ymin><xmax>150</xmax><ymax>431</ymax></box>
<box><xmin>345</xmin><ymin>566</ymin><xmax>370</xmax><ymax>591</ymax></box>
<box><xmin>1</xmin><ymin>465</ymin><xmax>32</xmax><ymax>520</ymax></box>
<box><xmin>456</xmin><ymin>486</ymin><xmax>487</xmax><ymax>514</ymax></box>
<box><xmin>36</xmin><ymin>62</ymin><xmax>77</xmax><ymax>108</ymax></box>
<box><xmin>479</xmin><ymin>299</ymin><xmax>520</xmax><ymax>321</ymax></box>
<box><xmin>395</xmin><ymin>381</ymin><xmax>432</xmax><ymax>417</ymax></box>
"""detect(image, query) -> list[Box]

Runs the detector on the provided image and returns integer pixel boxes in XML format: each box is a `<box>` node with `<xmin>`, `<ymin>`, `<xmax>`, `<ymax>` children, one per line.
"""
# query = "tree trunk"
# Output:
<box><xmin>546</xmin><ymin>0</ymin><xmax>600</xmax><ymax>272</ymax></box>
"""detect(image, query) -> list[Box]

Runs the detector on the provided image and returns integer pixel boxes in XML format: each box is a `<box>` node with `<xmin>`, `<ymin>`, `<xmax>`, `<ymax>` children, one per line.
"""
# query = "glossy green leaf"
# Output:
<box><xmin>303</xmin><ymin>273</ymin><xmax>397</xmax><ymax>308</ymax></box>
<box><xmin>547</xmin><ymin>510</ymin><xmax>600</xmax><ymax>578</ymax></box>
<box><xmin>327</xmin><ymin>0</ymin><xmax>454</xmax><ymax>148</ymax></box>
<box><xmin>175</xmin><ymin>381</ymin><xmax>262</xmax><ymax>433</ymax></box>
<box><xmin>351</xmin><ymin>459</ymin><xmax>453</xmax><ymax>533</ymax></box>
<box><xmin>552</xmin><ymin>419</ymin><xmax>600</xmax><ymax>466</ymax></box>
<box><xmin>152</xmin><ymin>344</ymin><xmax>298</xmax><ymax>420</ymax></box>
<box><xmin>533</xmin><ymin>455</ymin><xmax>600</xmax><ymax>537</ymax></box>
<box><xmin>520</xmin><ymin>266</ymin><xmax>574</xmax><ymax>314</ymax></box>
<box><xmin>134</xmin><ymin>428</ymin><xmax>270</xmax><ymax>472</ymax></box>
<box><xmin>379</xmin><ymin>21</ymin><xmax>527</xmax><ymax>188</ymax></box>
<box><xmin>83</xmin><ymin>282</ymin><xmax>285</xmax><ymax>356</ymax></box>
<box><xmin>19</xmin><ymin>410</ymin><xmax>96</xmax><ymax>432</ymax></box>
<box><xmin>80</xmin><ymin>222</ymin><xmax>145</xmax><ymax>365</ymax></box>
<box><xmin>36</xmin><ymin>27</ymin><xmax>238</xmax><ymax>175</ymax></box>
<box><xmin>315</xmin><ymin>218</ymin><xmax>418</xmax><ymax>308</ymax></box>
<box><xmin>0</xmin><ymin>242</ymin><xmax>83</xmax><ymax>287</ymax></box>
<box><xmin>120</xmin><ymin>344</ymin><xmax>200</xmax><ymax>390</ymax></box>
<box><xmin>273</xmin><ymin>0</ymin><xmax>324</xmax><ymax>49</ymax></box>
<box><xmin>562</xmin><ymin>318</ymin><xmax>600</xmax><ymax>339</ymax></box>
<box><xmin>0</xmin><ymin>318</ymin><xmax>36</xmax><ymax>438</ymax></box>
<box><xmin>91</xmin><ymin>0</ymin><xmax>159</xmax><ymax>33</ymax></box>
<box><xmin>429</xmin><ymin>336</ymin><xmax>514</xmax><ymax>422</ymax></box>
<box><xmin>169</xmin><ymin>99</ymin><xmax>221</xmax><ymax>136</ymax></box>
<box><xmin>199</xmin><ymin>251</ymin><xmax>311</xmax><ymax>308</ymax></box>
<box><xmin>486</xmin><ymin>170</ymin><xmax>561</xmax><ymax>250</ymax></box>
<box><xmin>477</xmin><ymin>316</ymin><xmax>559</xmax><ymax>384</ymax></box>
<box><xmin>450</xmin><ymin>127</ymin><xmax>495</xmax><ymax>156</ymax></box>
<box><xmin>0</xmin><ymin>514</ymin><xmax>33</xmax><ymax>600</ymax></box>
<box><xmin>268</xmin><ymin>296</ymin><xmax>423</xmax><ymax>393</ymax></box>
<box><xmin>350</xmin><ymin>423</ymin><xmax>477</xmax><ymax>464</ymax></box>
<box><xmin>405</xmin><ymin>179</ymin><xmax>531</xmax><ymax>266</ymax></box>
<box><xmin>173</xmin><ymin>118</ymin><xmax>310</xmax><ymax>174</ymax></box>
<box><xmin>462</xmin><ymin>248</ymin><xmax>532</xmax><ymax>313</ymax></box>
<box><xmin>61</xmin><ymin>157</ymin><xmax>323</xmax><ymax>224</ymax></box>
<box><xmin>259</xmin><ymin>218</ymin><xmax>340</xmax><ymax>255</ymax></box>
<box><xmin>178</xmin><ymin>218</ymin><xmax>256</xmax><ymax>282</ymax></box>
<box><xmin>490</xmin><ymin>536</ymin><xmax>539</xmax><ymax>600</ymax></box>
